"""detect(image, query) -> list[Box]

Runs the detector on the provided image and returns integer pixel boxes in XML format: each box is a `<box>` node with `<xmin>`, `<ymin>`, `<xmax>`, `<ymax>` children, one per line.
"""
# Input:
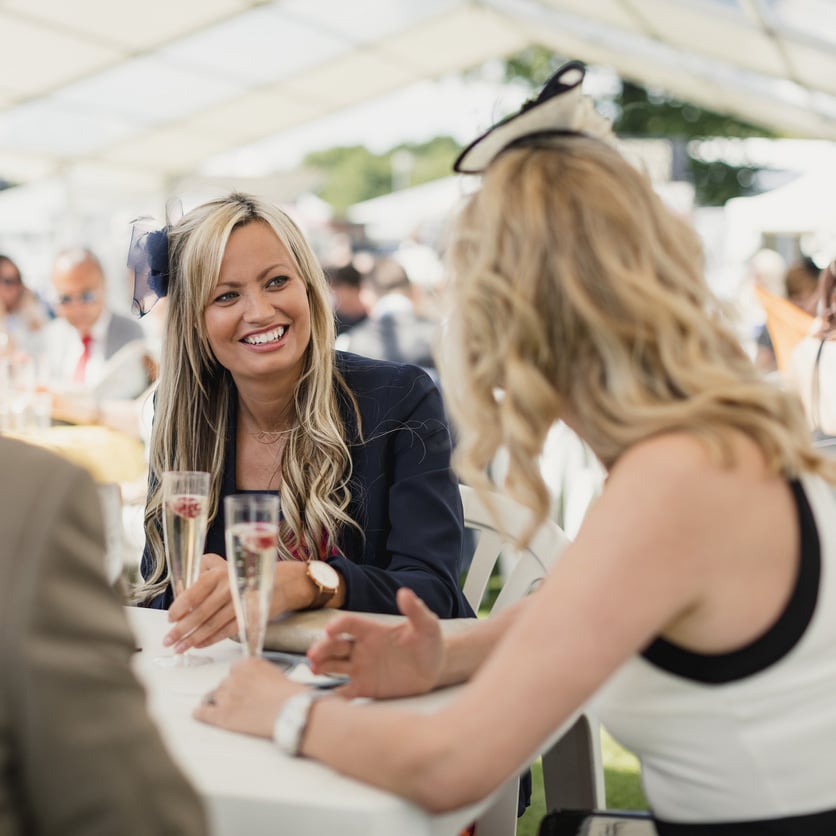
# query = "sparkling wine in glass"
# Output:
<box><xmin>156</xmin><ymin>470</ymin><xmax>212</xmax><ymax>667</ymax></box>
<box><xmin>224</xmin><ymin>493</ymin><xmax>280</xmax><ymax>658</ymax></box>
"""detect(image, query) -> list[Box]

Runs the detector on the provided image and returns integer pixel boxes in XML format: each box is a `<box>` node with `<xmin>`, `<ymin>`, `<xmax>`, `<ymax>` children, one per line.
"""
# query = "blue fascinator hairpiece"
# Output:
<box><xmin>127</xmin><ymin>197</ymin><xmax>183</xmax><ymax>317</ymax></box>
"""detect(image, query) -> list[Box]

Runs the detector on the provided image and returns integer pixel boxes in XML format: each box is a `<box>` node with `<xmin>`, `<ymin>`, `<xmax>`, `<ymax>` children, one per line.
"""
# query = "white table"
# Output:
<box><xmin>126</xmin><ymin>607</ymin><xmax>494</xmax><ymax>836</ymax></box>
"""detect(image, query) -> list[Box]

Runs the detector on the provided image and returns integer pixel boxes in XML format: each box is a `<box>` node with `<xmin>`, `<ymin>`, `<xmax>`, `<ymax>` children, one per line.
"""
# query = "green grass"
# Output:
<box><xmin>514</xmin><ymin>728</ymin><xmax>647</xmax><ymax>836</ymax></box>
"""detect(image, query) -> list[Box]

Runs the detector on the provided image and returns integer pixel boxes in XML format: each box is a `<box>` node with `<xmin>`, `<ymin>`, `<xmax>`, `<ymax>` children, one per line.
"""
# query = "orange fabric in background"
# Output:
<box><xmin>754</xmin><ymin>285</ymin><xmax>815</xmax><ymax>372</ymax></box>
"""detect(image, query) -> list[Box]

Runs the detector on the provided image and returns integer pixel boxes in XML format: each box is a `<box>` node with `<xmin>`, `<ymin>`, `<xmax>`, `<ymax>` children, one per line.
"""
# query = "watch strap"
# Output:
<box><xmin>273</xmin><ymin>690</ymin><xmax>331</xmax><ymax>756</ymax></box>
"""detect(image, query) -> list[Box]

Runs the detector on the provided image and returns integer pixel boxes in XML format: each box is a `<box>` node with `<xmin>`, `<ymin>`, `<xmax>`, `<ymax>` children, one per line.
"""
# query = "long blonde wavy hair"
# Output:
<box><xmin>440</xmin><ymin>136</ymin><xmax>836</xmax><ymax>539</ymax></box>
<box><xmin>135</xmin><ymin>193</ymin><xmax>358</xmax><ymax>604</ymax></box>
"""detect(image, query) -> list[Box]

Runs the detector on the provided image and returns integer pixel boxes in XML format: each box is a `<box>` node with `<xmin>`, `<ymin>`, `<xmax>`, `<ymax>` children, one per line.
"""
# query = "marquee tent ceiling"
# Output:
<box><xmin>0</xmin><ymin>0</ymin><xmax>834</xmax><ymax>189</ymax></box>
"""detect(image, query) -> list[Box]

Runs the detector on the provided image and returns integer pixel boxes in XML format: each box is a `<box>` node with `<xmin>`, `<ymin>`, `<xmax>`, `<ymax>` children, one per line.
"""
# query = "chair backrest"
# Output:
<box><xmin>460</xmin><ymin>485</ymin><xmax>604</xmax><ymax>836</ymax></box>
<box><xmin>460</xmin><ymin>484</ymin><xmax>570</xmax><ymax>615</ymax></box>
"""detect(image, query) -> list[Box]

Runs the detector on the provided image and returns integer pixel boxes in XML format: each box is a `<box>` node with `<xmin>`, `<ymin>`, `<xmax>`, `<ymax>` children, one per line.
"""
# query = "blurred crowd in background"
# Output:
<box><xmin>1</xmin><ymin>202</ymin><xmax>834</xmax><ymax>583</ymax></box>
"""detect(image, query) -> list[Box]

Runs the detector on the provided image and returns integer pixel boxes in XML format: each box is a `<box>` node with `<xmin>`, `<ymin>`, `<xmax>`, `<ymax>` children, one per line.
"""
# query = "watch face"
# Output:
<box><xmin>309</xmin><ymin>560</ymin><xmax>339</xmax><ymax>590</ymax></box>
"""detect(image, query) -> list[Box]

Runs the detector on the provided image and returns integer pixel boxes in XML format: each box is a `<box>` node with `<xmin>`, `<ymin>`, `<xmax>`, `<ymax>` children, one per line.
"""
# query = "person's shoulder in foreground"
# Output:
<box><xmin>0</xmin><ymin>436</ymin><xmax>207</xmax><ymax>836</ymax></box>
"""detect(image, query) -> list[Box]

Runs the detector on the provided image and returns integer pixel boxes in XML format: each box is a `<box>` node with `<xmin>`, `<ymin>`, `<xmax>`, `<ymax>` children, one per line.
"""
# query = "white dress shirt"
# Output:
<box><xmin>42</xmin><ymin>311</ymin><xmax>149</xmax><ymax>400</ymax></box>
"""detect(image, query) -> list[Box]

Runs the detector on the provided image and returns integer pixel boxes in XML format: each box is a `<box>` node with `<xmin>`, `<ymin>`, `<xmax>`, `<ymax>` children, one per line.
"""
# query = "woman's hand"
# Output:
<box><xmin>165</xmin><ymin>553</ymin><xmax>238</xmax><ymax>651</ymax></box>
<box><xmin>307</xmin><ymin>587</ymin><xmax>444</xmax><ymax>700</ymax></box>
<box><xmin>194</xmin><ymin>658</ymin><xmax>305</xmax><ymax>738</ymax></box>
<box><xmin>166</xmin><ymin>553</ymin><xmax>339</xmax><ymax>652</ymax></box>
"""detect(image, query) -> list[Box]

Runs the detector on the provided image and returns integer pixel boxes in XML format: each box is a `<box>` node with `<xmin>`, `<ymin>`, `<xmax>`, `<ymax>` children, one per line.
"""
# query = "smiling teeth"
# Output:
<box><xmin>243</xmin><ymin>326</ymin><xmax>286</xmax><ymax>345</ymax></box>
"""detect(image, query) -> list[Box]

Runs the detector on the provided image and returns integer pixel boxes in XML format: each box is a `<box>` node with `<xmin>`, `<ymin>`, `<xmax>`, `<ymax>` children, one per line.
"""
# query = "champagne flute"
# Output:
<box><xmin>155</xmin><ymin>470</ymin><xmax>212</xmax><ymax>667</ymax></box>
<box><xmin>224</xmin><ymin>493</ymin><xmax>280</xmax><ymax>657</ymax></box>
<box><xmin>8</xmin><ymin>352</ymin><xmax>35</xmax><ymax>432</ymax></box>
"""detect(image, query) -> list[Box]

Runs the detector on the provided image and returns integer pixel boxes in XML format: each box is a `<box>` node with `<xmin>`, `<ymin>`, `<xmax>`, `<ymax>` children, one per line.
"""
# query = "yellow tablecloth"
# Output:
<box><xmin>6</xmin><ymin>425</ymin><xmax>146</xmax><ymax>484</ymax></box>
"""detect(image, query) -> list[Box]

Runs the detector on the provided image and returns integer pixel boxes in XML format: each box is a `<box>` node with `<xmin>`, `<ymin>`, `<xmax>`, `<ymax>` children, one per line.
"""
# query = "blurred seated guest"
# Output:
<box><xmin>326</xmin><ymin>262</ymin><xmax>369</xmax><ymax>336</ymax></box>
<box><xmin>337</xmin><ymin>256</ymin><xmax>439</xmax><ymax>378</ymax></box>
<box><xmin>0</xmin><ymin>253</ymin><xmax>50</xmax><ymax>356</ymax></box>
<box><xmin>751</xmin><ymin>283</ymin><xmax>815</xmax><ymax>375</ymax></box>
<box><xmin>784</xmin><ymin>256</ymin><xmax>821</xmax><ymax>315</ymax></box>
<box><xmin>42</xmin><ymin>247</ymin><xmax>150</xmax><ymax>408</ymax></box>
<box><xmin>198</xmin><ymin>62</ymin><xmax>836</xmax><ymax>835</ymax></box>
<box><xmin>390</xmin><ymin>241</ymin><xmax>447</xmax><ymax>321</ymax></box>
<box><xmin>0</xmin><ymin>436</ymin><xmax>207</xmax><ymax>836</ymax></box>
<box><xmin>81</xmin><ymin>298</ymin><xmax>169</xmax><ymax>439</ymax></box>
<box><xmin>738</xmin><ymin>247</ymin><xmax>787</xmax><ymax>372</ymax></box>
<box><xmin>786</xmin><ymin>259</ymin><xmax>836</xmax><ymax>439</ymax></box>
<box><xmin>132</xmin><ymin>192</ymin><xmax>471</xmax><ymax>653</ymax></box>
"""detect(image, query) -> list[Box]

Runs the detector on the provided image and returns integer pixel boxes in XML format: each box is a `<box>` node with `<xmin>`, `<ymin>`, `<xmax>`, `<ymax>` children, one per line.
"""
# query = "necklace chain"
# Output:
<box><xmin>239</xmin><ymin>401</ymin><xmax>294</xmax><ymax>445</ymax></box>
<box><xmin>248</xmin><ymin>428</ymin><xmax>291</xmax><ymax>444</ymax></box>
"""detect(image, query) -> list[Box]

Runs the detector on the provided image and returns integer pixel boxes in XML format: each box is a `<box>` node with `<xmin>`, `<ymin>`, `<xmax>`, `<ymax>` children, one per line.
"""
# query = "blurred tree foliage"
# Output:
<box><xmin>303</xmin><ymin>46</ymin><xmax>778</xmax><ymax>213</ymax></box>
<box><xmin>502</xmin><ymin>45</ymin><xmax>777</xmax><ymax>206</ymax></box>
<box><xmin>303</xmin><ymin>136</ymin><xmax>461</xmax><ymax>215</ymax></box>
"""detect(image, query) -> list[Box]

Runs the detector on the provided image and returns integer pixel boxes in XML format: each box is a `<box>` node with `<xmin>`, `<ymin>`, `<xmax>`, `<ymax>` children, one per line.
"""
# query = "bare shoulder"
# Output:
<box><xmin>586</xmin><ymin>431</ymin><xmax>798</xmax><ymax>650</ymax></box>
<box><xmin>580</xmin><ymin>429</ymin><xmax>793</xmax><ymax>586</ymax></box>
<box><xmin>609</xmin><ymin>430</ymin><xmax>773</xmax><ymax>505</ymax></box>
<box><xmin>615</xmin><ymin>430</ymin><xmax>729</xmax><ymax>472</ymax></box>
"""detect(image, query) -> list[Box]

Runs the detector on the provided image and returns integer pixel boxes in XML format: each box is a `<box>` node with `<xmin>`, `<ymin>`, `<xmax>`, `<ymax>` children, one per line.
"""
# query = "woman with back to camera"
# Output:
<box><xmin>197</xmin><ymin>62</ymin><xmax>836</xmax><ymax>834</ymax></box>
<box><xmin>131</xmin><ymin>193</ymin><xmax>471</xmax><ymax>653</ymax></box>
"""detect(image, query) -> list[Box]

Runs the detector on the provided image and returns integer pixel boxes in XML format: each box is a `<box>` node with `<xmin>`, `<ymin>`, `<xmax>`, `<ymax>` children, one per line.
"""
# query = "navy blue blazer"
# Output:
<box><xmin>141</xmin><ymin>352</ymin><xmax>473</xmax><ymax>618</ymax></box>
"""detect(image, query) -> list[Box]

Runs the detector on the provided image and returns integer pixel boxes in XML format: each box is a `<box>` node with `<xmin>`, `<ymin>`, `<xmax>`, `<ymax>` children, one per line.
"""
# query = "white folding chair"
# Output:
<box><xmin>461</xmin><ymin>484</ymin><xmax>570</xmax><ymax>616</ymax></box>
<box><xmin>459</xmin><ymin>485</ymin><xmax>606</xmax><ymax>836</ymax></box>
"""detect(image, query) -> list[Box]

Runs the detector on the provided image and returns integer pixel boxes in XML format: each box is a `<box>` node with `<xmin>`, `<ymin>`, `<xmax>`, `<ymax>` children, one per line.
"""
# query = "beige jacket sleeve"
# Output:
<box><xmin>0</xmin><ymin>439</ymin><xmax>208</xmax><ymax>836</ymax></box>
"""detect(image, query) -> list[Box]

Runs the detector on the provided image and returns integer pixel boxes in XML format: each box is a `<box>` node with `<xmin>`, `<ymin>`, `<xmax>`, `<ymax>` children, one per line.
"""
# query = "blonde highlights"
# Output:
<box><xmin>441</xmin><ymin>138</ymin><xmax>835</xmax><ymax>534</ymax></box>
<box><xmin>134</xmin><ymin>193</ymin><xmax>357</xmax><ymax>603</ymax></box>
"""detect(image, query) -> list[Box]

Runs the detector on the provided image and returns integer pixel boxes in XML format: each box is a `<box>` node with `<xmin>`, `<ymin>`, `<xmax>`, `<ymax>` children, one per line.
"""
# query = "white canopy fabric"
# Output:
<box><xmin>0</xmin><ymin>0</ymin><xmax>835</xmax><ymax>190</ymax></box>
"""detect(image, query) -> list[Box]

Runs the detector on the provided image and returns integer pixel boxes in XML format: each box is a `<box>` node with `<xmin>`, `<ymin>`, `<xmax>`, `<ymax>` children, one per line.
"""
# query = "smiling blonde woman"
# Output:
<box><xmin>133</xmin><ymin>193</ymin><xmax>472</xmax><ymax>651</ymax></box>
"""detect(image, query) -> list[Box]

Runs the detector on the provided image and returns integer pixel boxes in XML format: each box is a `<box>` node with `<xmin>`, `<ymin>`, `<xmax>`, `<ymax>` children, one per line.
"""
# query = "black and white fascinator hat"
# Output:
<box><xmin>453</xmin><ymin>60</ymin><xmax>615</xmax><ymax>175</ymax></box>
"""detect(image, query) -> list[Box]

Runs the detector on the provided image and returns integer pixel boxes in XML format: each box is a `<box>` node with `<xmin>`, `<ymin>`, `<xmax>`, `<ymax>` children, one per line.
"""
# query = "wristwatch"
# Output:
<box><xmin>273</xmin><ymin>690</ymin><xmax>331</xmax><ymax>756</ymax></box>
<box><xmin>306</xmin><ymin>559</ymin><xmax>340</xmax><ymax>608</ymax></box>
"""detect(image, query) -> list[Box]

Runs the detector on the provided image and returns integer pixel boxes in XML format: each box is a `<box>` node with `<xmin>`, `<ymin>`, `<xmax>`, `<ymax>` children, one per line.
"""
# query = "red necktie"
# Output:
<box><xmin>73</xmin><ymin>334</ymin><xmax>93</xmax><ymax>383</ymax></box>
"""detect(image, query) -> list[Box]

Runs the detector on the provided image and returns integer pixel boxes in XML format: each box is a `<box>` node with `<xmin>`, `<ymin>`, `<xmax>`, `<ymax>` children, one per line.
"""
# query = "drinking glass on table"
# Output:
<box><xmin>155</xmin><ymin>470</ymin><xmax>212</xmax><ymax>667</ymax></box>
<box><xmin>6</xmin><ymin>352</ymin><xmax>36</xmax><ymax>432</ymax></box>
<box><xmin>224</xmin><ymin>493</ymin><xmax>280</xmax><ymax>657</ymax></box>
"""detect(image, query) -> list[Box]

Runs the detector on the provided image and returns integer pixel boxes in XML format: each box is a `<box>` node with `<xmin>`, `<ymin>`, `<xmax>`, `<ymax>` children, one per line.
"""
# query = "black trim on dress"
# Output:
<box><xmin>641</xmin><ymin>480</ymin><xmax>820</xmax><ymax>684</ymax></box>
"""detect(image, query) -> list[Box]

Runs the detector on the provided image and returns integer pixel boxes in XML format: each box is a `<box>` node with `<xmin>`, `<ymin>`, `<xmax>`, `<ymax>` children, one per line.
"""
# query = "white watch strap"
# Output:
<box><xmin>273</xmin><ymin>690</ymin><xmax>330</xmax><ymax>756</ymax></box>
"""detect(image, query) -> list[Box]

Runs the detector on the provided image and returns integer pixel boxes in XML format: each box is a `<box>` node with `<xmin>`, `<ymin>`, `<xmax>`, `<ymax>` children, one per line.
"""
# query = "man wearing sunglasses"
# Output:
<box><xmin>42</xmin><ymin>247</ymin><xmax>150</xmax><ymax>406</ymax></box>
